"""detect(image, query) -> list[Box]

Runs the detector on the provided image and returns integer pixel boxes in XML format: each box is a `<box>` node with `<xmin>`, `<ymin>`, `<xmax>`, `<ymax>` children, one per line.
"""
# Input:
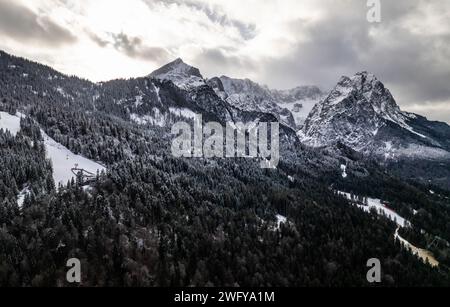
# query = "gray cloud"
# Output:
<box><xmin>87</xmin><ymin>31</ymin><xmax>109</xmax><ymax>48</ymax></box>
<box><xmin>1</xmin><ymin>0</ymin><xmax>448</xmax><ymax>122</ymax></box>
<box><xmin>89</xmin><ymin>31</ymin><xmax>170</xmax><ymax>62</ymax></box>
<box><xmin>192</xmin><ymin>48</ymin><xmax>258</xmax><ymax>79</ymax></box>
<box><xmin>144</xmin><ymin>0</ymin><xmax>257</xmax><ymax>40</ymax></box>
<box><xmin>0</xmin><ymin>0</ymin><xmax>76</xmax><ymax>46</ymax></box>
<box><xmin>208</xmin><ymin>0</ymin><xmax>450</xmax><ymax>121</ymax></box>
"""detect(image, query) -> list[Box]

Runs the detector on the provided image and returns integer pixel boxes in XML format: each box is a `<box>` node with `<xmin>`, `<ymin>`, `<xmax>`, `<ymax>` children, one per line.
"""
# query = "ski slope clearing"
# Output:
<box><xmin>1</xmin><ymin>112</ymin><xmax>105</xmax><ymax>187</ymax></box>
<box><xmin>41</xmin><ymin>130</ymin><xmax>105</xmax><ymax>186</ymax></box>
<box><xmin>337</xmin><ymin>191</ymin><xmax>409</xmax><ymax>227</ymax></box>
<box><xmin>0</xmin><ymin>111</ymin><xmax>21</xmax><ymax>136</ymax></box>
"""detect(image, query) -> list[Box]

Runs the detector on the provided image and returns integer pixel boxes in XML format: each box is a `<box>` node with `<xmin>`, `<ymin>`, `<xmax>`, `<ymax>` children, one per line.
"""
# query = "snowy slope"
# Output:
<box><xmin>276</xmin><ymin>214</ymin><xmax>287</xmax><ymax>229</ymax></box>
<box><xmin>0</xmin><ymin>111</ymin><xmax>22</xmax><ymax>136</ymax></box>
<box><xmin>1</xmin><ymin>112</ymin><xmax>104</xmax><ymax>191</ymax></box>
<box><xmin>277</xmin><ymin>98</ymin><xmax>322</xmax><ymax>127</ymax></box>
<box><xmin>337</xmin><ymin>191</ymin><xmax>409</xmax><ymax>228</ymax></box>
<box><xmin>17</xmin><ymin>187</ymin><xmax>30</xmax><ymax>208</ymax></box>
<box><xmin>272</xmin><ymin>86</ymin><xmax>325</xmax><ymax>127</ymax></box>
<box><xmin>41</xmin><ymin>130</ymin><xmax>105</xmax><ymax>186</ymax></box>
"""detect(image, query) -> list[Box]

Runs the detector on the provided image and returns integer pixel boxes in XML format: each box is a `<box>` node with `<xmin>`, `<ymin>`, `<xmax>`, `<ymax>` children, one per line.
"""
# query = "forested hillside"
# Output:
<box><xmin>0</xmin><ymin>51</ymin><xmax>449</xmax><ymax>286</ymax></box>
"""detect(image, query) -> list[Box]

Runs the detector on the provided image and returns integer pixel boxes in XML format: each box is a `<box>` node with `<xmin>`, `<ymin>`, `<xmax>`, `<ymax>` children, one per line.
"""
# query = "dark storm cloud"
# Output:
<box><xmin>0</xmin><ymin>0</ymin><xmax>76</xmax><ymax>46</ymax></box>
<box><xmin>250</xmin><ymin>0</ymin><xmax>450</xmax><ymax>116</ymax></box>
<box><xmin>89</xmin><ymin>31</ymin><xmax>170</xmax><ymax>62</ymax></box>
<box><xmin>143</xmin><ymin>0</ymin><xmax>257</xmax><ymax>40</ymax></box>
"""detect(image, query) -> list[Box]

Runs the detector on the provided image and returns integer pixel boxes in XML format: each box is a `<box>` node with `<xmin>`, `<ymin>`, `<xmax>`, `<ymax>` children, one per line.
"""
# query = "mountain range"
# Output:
<box><xmin>1</xmin><ymin>50</ymin><xmax>450</xmax><ymax>287</ymax></box>
<box><xmin>148</xmin><ymin>57</ymin><xmax>450</xmax><ymax>188</ymax></box>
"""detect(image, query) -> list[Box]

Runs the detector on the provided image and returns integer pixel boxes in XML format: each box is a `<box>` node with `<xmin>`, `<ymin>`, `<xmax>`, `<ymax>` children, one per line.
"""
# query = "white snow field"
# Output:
<box><xmin>276</xmin><ymin>214</ymin><xmax>287</xmax><ymax>229</ymax></box>
<box><xmin>1</xmin><ymin>112</ymin><xmax>104</xmax><ymax>192</ymax></box>
<box><xmin>40</xmin><ymin>130</ymin><xmax>105</xmax><ymax>186</ymax></box>
<box><xmin>0</xmin><ymin>111</ymin><xmax>22</xmax><ymax>136</ymax></box>
<box><xmin>340</xmin><ymin>164</ymin><xmax>347</xmax><ymax>178</ymax></box>
<box><xmin>337</xmin><ymin>191</ymin><xmax>409</xmax><ymax>228</ymax></box>
<box><xmin>17</xmin><ymin>187</ymin><xmax>30</xmax><ymax>208</ymax></box>
<box><xmin>278</xmin><ymin>98</ymin><xmax>320</xmax><ymax>127</ymax></box>
<box><xmin>169</xmin><ymin>107</ymin><xmax>197</xmax><ymax>120</ymax></box>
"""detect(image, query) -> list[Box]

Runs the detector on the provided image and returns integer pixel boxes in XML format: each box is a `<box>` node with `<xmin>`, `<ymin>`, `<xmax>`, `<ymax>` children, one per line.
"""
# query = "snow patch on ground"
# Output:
<box><xmin>41</xmin><ymin>130</ymin><xmax>105</xmax><ymax>186</ymax></box>
<box><xmin>340</xmin><ymin>164</ymin><xmax>347</xmax><ymax>178</ymax></box>
<box><xmin>381</xmin><ymin>142</ymin><xmax>450</xmax><ymax>160</ymax></box>
<box><xmin>131</xmin><ymin>108</ymin><xmax>166</xmax><ymax>127</ymax></box>
<box><xmin>278</xmin><ymin>98</ymin><xmax>320</xmax><ymax>126</ymax></box>
<box><xmin>397</xmin><ymin>144</ymin><xmax>450</xmax><ymax>160</ymax></box>
<box><xmin>276</xmin><ymin>214</ymin><xmax>287</xmax><ymax>229</ymax></box>
<box><xmin>169</xmin><ymin>107</ymin><xmax>197</xmax><ymax>120</ymax></box>
<box><xmin>0</xmin><ymin>111</ymin><xmax>22</xmax><ymax>136</ymax></box>
<box><xmin>17</xmin><ymin>187</ymin><xmax>30</xmax><ymax>208</ymax></box>
<box><xmin>56</xmin><ymin>87</ymin><xmax>71</xmax><ymax>99</ymax></box>
<box><xmin>153</xmin><ymin>84</ymin><xmax>162</xmax><ymax>104</ymax></box>
<box><xmin>337</xmin><ymin>191</ymin><xmax>409</xmax><ymax>228</ymax></box>
<box><xmin>134</xmin><ymin>95</ymin><xmax>144</xmax><ymax>107</ymax></box>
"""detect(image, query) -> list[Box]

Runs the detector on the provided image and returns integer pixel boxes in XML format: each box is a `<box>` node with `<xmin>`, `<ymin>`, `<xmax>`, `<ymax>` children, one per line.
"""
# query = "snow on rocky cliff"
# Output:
<box><xmin>149</xmin><ymin>58</ymin><xmax>206</xmax><ymax>90</ymax></box>
<box><xmin>299</xmin><ymin>72</ymin><xmax>450</xmax><ymax>160</ymax></box>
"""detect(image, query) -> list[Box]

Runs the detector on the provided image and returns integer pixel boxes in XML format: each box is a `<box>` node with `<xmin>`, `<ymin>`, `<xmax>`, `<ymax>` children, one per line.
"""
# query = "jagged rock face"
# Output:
<box><xmin>149</xmin><ymin>58</ymin><xmax>236</xmax><ymax>122</ymax></box>
<box><xmin>300</xmin><ymin>72</ymin><xmax>450</xmax><ymax>161</ymax></box>
<box><xmin>148</xmin><ymin>59</ymin><xmax>298</xmax><ymax>142</ymax></box>
<box><xmin>150</xmin><ymin>62</ymin><xmax>322</xmax><ymax>129</ymax></box>
<box><xmin>218</xmin><ymin>76</ymin><xmax>297</xmax><ymax>128</ymax></box>
<box><xmin>206</xmin><ymin>77</ymin><xmax>228</xmax><ymax>100</ymax></box>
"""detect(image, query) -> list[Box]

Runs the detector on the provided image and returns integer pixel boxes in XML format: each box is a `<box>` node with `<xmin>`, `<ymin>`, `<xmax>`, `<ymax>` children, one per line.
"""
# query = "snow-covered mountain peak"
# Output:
<box><xmin>300</xmin><ymin>72</ymin><xmax>450</xmax><ymax>160</ymax></box>
<box><xmin>149</xmin><ymin>58</ymin><xmax>205</xmax><ymax>90</ymax></box>
<box><xmin>322</xmin><ymin>71</ymin><xmax>403</xmax><ymax>121</ymax></box>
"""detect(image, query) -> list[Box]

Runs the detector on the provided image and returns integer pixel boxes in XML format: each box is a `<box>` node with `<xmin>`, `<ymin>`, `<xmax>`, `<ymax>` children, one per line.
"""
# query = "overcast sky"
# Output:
<box><xmin>1</xmin><ymin>0</ymin><xmax>450</xmax><ymax>122</ymax></box>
